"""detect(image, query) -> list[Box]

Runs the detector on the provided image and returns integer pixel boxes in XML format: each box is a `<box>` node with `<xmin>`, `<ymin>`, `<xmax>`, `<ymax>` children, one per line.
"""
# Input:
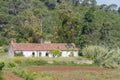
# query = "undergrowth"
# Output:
<box><xmin>82</xmin><ymin>45</ymin><xmax>120</xmax><ymax>68</ymax></box>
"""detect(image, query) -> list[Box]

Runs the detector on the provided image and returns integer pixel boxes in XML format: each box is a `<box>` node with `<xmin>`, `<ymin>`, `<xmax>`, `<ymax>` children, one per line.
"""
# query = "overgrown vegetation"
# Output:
<box><xmin>0</xmin><ymin>62</ymin><xmax>4</xmax><ymax>80</ymax></box>
<box><xmin>12</xmin><ymin>57</ymin><xmax>93</xmax><ymax>67</ymax></box>
<box><xmin>0</xmin><ymin>62</ymin><xmax>5</xmax><ymax>70</ymax></box>
<box><xmin>0</xmin><ymin>57</ymin><xmax>58</xmax><ymax>80</ymax></box>
<box><xmin>13</xmin><ymin>57</ymin><xmax>48</xmax><ymax>66</ymax></box>
<box><xmin>1</xmin><ymin>57</ymin><xmax>93</xmax><ymax>80</ymax></box>
<box><xmin>0</xmin><ymin>55</ymin><xmax>120</xmax><ymax>80</ymax></box>
<box><xmin>0</xmin><ymin>0</ymin><xmax>119</xmax><ymax>48</ymax></box>
<box><xmin>50</xmin><ymin>49</ymin><xmax>61</xmax><ymax>57</ymax></box>
<box><xmin>82</xmin><ymin>46</ymin><xmax>120</xmax><ymax>68</ymax></box>
<box><xmin>0</xmin><ymin>71</ymin><xmax>4</xmax><ymax>80</ymax></box>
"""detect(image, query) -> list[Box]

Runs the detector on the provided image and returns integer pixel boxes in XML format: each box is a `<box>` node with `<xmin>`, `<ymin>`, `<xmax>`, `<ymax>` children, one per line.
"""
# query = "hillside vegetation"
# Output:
<box><xmin>0</xmin><ymin>0</ymin><xmax>119</xmax><ymax>48</ymax></box>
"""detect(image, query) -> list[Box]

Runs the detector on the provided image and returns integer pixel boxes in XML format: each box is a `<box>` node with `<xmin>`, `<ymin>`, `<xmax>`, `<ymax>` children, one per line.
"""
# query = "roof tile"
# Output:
<box><xmin>12</xmin><ymin>43</ymin><xmax>78</xmax><ymax>51</ymax></box>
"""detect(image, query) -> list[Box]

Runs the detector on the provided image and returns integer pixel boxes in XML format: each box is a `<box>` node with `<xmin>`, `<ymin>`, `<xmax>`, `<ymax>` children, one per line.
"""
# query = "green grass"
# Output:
<box><xmin>39</xmin><ymin>57</ymin><xmax>87</xmax><ymax>61</ymax></box>
<box><xmin>11</xmin><ymin>57</ymin><xmax>95</xmax><ymax>67</ymax></box>
<box><xmin>0</xmin><ymin>71</ymin><xmax>4</xmax><ymax>80</ymax></box>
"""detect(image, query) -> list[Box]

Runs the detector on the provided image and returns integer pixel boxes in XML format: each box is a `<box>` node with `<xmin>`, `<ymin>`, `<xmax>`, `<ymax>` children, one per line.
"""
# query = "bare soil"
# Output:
<box><xmin>29</xmin><ymin>66</ymin><xmax>111</xmax><ymax>72</ymax></box>
<box><xmin>3</xmin><ymin>71</ymin><xmax>23</xmax><ymax>80</ymax></box>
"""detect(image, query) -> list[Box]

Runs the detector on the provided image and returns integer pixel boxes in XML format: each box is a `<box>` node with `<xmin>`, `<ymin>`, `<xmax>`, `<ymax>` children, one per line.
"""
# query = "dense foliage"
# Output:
<box><xmin>0</xmin><ymin>62</ymin><xmax>4</xmax><ymax>70</ymax></box>
<box><xmin>0</xmin><ymin>0</ymin><xmax>120</xmax><ymax>49</ymax></box>
<box><xmin>82</xmin><ymin>45</ymin><xmax>120</xmax><ymax>68</ymax></box>
<box><xmin>50</xmin><ymin>49</ymin><xmax>61</xmax><ymax>57</ymax></box>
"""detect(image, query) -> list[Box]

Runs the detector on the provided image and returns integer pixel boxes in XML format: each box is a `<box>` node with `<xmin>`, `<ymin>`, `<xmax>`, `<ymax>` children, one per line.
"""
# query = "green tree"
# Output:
<box><xmin>50</xmin><ymin>49</ymin><xmax>61</xmax><ymax>57</ymax></box>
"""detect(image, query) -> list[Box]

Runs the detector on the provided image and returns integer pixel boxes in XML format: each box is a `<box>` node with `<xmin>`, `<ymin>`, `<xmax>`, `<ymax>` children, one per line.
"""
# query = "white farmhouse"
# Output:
<box><xmin>9</xmin><ymin>43</ymin><xmax>78</xmax><ymax>57</ymax></box>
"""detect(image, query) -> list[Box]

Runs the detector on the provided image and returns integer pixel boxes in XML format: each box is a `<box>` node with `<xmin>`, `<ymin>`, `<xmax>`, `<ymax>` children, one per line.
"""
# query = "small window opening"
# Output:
<box><xmin>46</xmin><ymin>53</ymin><xmax>49</xmax><ymax>57</ymax></box>
<box><xmin>32</xmin><ymin>52</ymin><xmax>35</xmax><ymax>57</ymax></box>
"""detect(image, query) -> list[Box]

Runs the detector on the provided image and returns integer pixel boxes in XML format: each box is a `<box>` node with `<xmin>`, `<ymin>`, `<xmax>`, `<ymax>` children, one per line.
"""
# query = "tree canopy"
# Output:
<box><xmin>0</xmin><ymin>0</ymin><xmax>119</xmax><ymax>48</ymax></box>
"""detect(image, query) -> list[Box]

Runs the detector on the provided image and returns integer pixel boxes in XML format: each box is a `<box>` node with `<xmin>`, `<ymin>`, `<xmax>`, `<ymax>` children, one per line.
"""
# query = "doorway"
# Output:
<box><xmin>39</xmin><ymin>52</ymin><xmax>42</xmax><ymax>57</ymax></box>
<box><xmin>32</xmin><ymin>52</ymin><xmax>35</xmax><ymax>57</ymax></box>
<box><xmin>46</xmin><ymin>52</ymin><xmax>49</xmax><ymax>57</ymax></box>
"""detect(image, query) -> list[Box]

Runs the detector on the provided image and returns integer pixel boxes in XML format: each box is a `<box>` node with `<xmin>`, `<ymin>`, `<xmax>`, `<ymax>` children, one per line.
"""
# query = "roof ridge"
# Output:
<box><xmin>12</xmin><ymin>43</ymin><xmax>78</xmax><ymax>51</ymax></box>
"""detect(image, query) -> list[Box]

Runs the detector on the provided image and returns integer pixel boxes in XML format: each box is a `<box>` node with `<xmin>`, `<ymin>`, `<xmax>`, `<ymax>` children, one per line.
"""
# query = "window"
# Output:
<box><xmin>78</xmin><ymin>52</ymin><xmax>83</xmax><ymax>56</ymax></box>
<box><xmin>46</xmin><ymin>52</ymin><xmax>49</xmax><ymax>57</ymax></box>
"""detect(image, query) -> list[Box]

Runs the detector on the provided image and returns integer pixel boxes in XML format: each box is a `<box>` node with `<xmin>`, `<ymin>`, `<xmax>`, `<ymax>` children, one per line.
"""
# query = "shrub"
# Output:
<box><xmin>50</xmin><ymin>49</ymin><xmax>61</xmax><ymax>57</ymax></box>
<box><xmin>13</xmin><ymin>57</ymin><xmax>23</xmax><ymax>64</ymax></box>
<box><xmin>10</xmin><ymin>66</ymin><xmax>35</xmax><ymax>80</ymax></box>
<box><xmin>25</xmin><ymin>58</ymin><xmax>48</xmax><ymax>66</ymax></box>
<box><xmin>13</xmin><ymin>57</ymin><xmax>48</xmax><ymax>66</ymax></box>
<box><xmin>82</xmin><ymin>45</ymin><xmax>108</xmax><ymax>59</ymax></box>
<box><xmin>82</xmin><ymin>45</ymin><xmax>120</xmax><ymax>68</ymax></box>
<box><xmin>8</xmin><ymin>62</ymin><xmax>16</xmax><ymax>68</ymax></box>
<box><xmin>0</xmin><ymin>62</ymin><xmax>4</xmax><ymax>70</ymax></box>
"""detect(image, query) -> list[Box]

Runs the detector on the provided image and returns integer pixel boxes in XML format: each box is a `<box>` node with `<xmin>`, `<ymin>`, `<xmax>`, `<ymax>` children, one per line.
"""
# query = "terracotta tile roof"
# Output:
<box><xmin>11</xmin><ymin>43</ymin><xmax>78</xmax><ymax>51</ymax></box>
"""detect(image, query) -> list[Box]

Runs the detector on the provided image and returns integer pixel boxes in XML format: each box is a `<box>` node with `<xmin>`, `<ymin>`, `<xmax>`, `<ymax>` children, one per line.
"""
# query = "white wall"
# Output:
<box><xmin>22</xmin><ymin>51</ymin><xmax>50</xmax><ymax>57</ymax></box>
<box><xmin>61</xmin><ymin>51</ymin><xmax>69</xmax><ymax>57</ymax></box>
<box><xmin>73</xmin><ymin>51</ymin><xmax>79</xmax><ymax>57</ymax></box>
<box><xmin>61</xmin><ymin>51</ymin><xmax>78</xmax><ymax>57</ymax></box>
<box><xmin>14</xmin><ymin>50</ymin><xmax>78</xmax><ymax>57</ymax></box>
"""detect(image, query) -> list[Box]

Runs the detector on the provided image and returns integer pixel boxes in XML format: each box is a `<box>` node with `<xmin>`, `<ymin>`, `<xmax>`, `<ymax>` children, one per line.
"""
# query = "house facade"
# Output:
<box><xmin>9</xmin><ymin>43</ymin><xmax>78</xmax><ymax>57</ymax></box>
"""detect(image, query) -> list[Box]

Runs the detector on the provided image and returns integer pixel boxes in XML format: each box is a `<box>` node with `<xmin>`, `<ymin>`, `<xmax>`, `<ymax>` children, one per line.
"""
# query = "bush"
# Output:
<box><xmin>0</xmin><ymin>62</ymin><xmax>4</xmax><ymax>70</ymax></box>
<box><xmin>24</xmin><ymin>58</ymin><xmax>48</xmax><ymax>66</ymax></box>
<box><xmin>82</xmin><ymin>45</ymin><xmax>120</xmax><ymax>68</ymax></box>
<box><xmin>10</xmin><ymin>66</ymin><xmax>35</xmax><ymax>80</ymax></box>
<box><xmin>82</xmin><ymin>45</ymin><xmax>108</xmax><ymax>59</ymax></box>
<box><xmin>50</xmin><ymin>49</ymin><xmax>61</xmax><ymax>57</ymax></box>
<box><xmin>13</xmin><ymin>58</ymin><xmax>48</xmax><ymax>66</ymax></box>
<box><xmin>13</xmin><ymin>57</ymin><xmax>23</xmax><ymax>64</ymax></box>
<box><xmin>8</xmin><ymin>62</ymin><xmax>16</xmax><ymax>68</ymax></box>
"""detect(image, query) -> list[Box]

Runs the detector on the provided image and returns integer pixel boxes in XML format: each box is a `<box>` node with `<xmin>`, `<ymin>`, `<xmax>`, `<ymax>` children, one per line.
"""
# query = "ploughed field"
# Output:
<box><xmin>29</xmin><ymin>66</ymin><xmax>120</xmax><ymax>80</ymax></box>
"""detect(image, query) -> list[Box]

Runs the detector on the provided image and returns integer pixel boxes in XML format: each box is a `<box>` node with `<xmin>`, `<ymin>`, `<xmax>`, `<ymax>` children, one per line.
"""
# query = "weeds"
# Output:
<box><xmin>0</xmin><ymin>71</ymin><xmax>4</xmax><ymax>80</ymax></box>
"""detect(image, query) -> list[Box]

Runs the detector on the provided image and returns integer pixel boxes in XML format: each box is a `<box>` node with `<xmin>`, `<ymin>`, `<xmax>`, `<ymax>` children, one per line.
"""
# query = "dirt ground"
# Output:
<box><xmin>30</xmin><ymin>66</ymin><xmax>111</xmax><ymax>72</ymax></box>
<box><xmin>3</xmin><ymin>71</ymin><xmax>23</xmax><ymax>80</ymax></box>
<box><xmin>3</xmin><ymin>66</ymin><xmax>120</xmax><ymax>80</ymax></box>
<box><xmin>29</xmin><ymin>66</ymin><xmax>120</xmax><ymax>80</ymax></box>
